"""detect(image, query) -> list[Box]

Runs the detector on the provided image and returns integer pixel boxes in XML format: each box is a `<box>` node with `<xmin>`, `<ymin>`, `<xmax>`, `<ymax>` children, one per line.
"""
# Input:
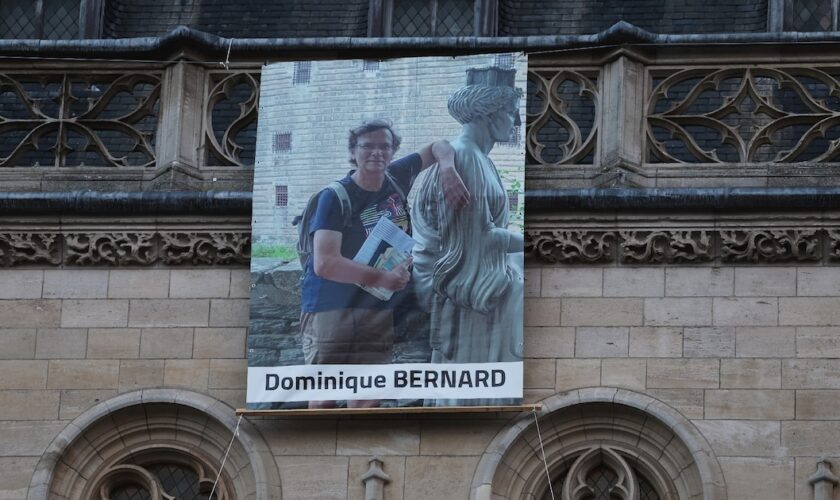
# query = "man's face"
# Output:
<box><xmin>488</xmin><ymin>99</ymin><xmax>521</xmax><ymax>144</ymax></box>
<box><xmin>353</xmin><ymin>129</ymin><xmax>395</xmax><ymax>175</ymax></box>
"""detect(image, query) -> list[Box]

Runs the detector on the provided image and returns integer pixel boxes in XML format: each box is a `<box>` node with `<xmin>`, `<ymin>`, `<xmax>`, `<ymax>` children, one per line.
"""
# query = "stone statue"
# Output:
<box><xmin>411</xmin><ymin>67</ymin><xmax>524</xmax><ymax>406</ymax></box>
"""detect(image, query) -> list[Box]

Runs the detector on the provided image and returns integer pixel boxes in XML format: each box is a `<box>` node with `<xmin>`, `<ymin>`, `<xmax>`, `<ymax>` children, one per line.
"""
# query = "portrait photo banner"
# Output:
<box><xmin>247</xmin><ymin>54</ymin><xmax>527</xmax><ymax>410</ymax></box>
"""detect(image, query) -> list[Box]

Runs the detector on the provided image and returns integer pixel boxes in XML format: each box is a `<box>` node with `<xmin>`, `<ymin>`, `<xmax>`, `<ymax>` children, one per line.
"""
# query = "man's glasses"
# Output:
<box><xmin>357</xmin><ymin>143</ymin><xmax>394</xmax><ymax>153</ymax></box>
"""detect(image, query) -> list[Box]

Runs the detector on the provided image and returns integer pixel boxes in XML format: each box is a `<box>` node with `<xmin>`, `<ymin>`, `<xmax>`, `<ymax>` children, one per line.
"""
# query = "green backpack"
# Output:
<box><xmin>295</xmin><ymin>181</ymin><xmax>351</xmax><ymax>269</ymax></box>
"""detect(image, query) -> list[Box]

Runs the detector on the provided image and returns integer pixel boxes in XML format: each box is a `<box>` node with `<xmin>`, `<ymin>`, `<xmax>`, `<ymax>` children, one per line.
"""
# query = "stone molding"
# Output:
<box><xmin>0</xmin><ymin>217</ymin><xmax>250</xmax><ymax>267</ymax></box>
<box><xmin>27</xmin><ymin>388</ymin><xmax>282</xmax><ymax>500</ymax></box>
<box><xmin>526</xmin><ymin>212</ymin><xmax>840</xmax><ymax>265</ymax></box>
<box><xmin>7</xmin><ymin>213</ymin><xmax>840</xmax><ymax>267</ymax></box>
<box><xmin>471</xmin><ymin>388</ymin><xmax>727</xmax><ymax>500</ymax></box>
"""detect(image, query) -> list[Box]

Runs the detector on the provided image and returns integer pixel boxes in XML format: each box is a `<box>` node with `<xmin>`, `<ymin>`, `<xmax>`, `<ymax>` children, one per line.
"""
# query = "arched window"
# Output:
<box><xmin>477</xmin><ymin>398</ymin><xmax>728</xmax><ymax>499</ymax></box>
<box><xmin>542</xmin><ymin>446</ymin><xmax>664</xmax><ymax>500</ymax></box>
<box><xmin>90</xmin><ymin>450</ymin><xmax>229</xmax><ymax>500</ymax></box>
<box><xmin>46</xmin><ymin>402</ymin><xmax>243</xmax><ymax>500</ymax></box>
<box><xmin>31</xmin><ymin>390</ymin><xmax>281</xmax><ymax>500</ymax></box>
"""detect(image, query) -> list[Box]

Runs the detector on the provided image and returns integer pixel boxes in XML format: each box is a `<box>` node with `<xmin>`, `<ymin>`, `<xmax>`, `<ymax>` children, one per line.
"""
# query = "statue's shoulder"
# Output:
<box><xmin>452</xmin><ymin>138</ymin><xmax>484</xmax><ymax>166</ymax></box>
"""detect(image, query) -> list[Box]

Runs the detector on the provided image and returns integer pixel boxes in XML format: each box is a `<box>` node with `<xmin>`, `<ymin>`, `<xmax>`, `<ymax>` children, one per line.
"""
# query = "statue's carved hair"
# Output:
<box><xmin>347</xmin><ymin>118</ymin><xmax>402</xmax><ymax>165</ymax></box>
<box><xmin>447</xmin><ymin>85</ymin><xmax>523</xmax><ymax>124</ymax></box>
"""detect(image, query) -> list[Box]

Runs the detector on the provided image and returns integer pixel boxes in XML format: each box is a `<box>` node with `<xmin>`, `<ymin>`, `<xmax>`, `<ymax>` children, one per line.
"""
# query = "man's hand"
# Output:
<box><xmin>440</xmin><ymin>164</ymin><xmax>470</xmax><ymax>209</ymax></box>
<box><xmin>420</xmin><ymin>140</ymin><xmax>470</xmax><ymax>210</ymax></box>
<box><xmin>376</xmin><ymin>258</ymin><xmax>412</xmax><ymax>292</ymax></box>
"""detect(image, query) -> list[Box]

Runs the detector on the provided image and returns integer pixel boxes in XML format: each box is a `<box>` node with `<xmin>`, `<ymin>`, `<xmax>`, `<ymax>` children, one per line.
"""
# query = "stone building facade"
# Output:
<box><xmin>3</xmin><ymin>1</ymin><xmax>840</xmax><ymax>499</ymax></box>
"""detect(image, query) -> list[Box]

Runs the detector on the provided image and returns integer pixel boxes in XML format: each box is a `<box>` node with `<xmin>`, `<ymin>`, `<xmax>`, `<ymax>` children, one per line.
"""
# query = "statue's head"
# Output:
<box><xmin>347</xmin><ymin>118</ymin><xmax>402</xmax><ymax>166</ymax></box>
<box><xmin>447</xmin><ymin>67</ymin><xmax>523</xmax><ymax>143</ymax></box>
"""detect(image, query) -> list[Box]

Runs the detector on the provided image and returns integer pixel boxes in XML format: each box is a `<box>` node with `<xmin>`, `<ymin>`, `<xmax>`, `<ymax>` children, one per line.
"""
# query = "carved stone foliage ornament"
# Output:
<box><xmin>620</xmin><ymin>230</ymin><xmax>713</xmax><ymax>264</ymax></box>
<box><xmin>66</xmin><ymin>232</ymin><xmax>157</xmax><ymax>265</ymax></box>
<box><xmin>648</xmin><ymin>67</ymin><xmax>840</xmax><ymax>164</ymax></box>
<box><xmin>829</xmin><ymin>230</ymin><xmax>840</xmax><ymax>260</ymax></box>
<box><xmin>0</xmin><ymin>232</ymin><xmax>249</xmax><ymax>267</ymax></box>
<box><xmin>161</xmin><ymin>232</ymin><xmax>251</xmax><ymax>265</ymax></box>
<box><xmin>525</xmin><ymin>230</ymin><xmax>614</xmax><ymax>263</ymax></box>
<box><xmin>720</xmin><ymin>229</ymin><xmax>821</xmax><ymax>262</ymax></box>
<box><xmin>0</xmin><ymin>233</ymin><xmax>61</xmax><ymax>265</ymax></box>
<box><xmin>0</xmin><ymin>72</ymin><xmax>161</xmax><ymax>168</ymax></box>
<box><xmin>526</xmin><ymin>69</ymin><xmax>599</xmax><ymax>165</ymax></box>
<box><xmin>527</xmin><ymin>228</ymin><xmax>840</xmax><ymax>264</ymax></box>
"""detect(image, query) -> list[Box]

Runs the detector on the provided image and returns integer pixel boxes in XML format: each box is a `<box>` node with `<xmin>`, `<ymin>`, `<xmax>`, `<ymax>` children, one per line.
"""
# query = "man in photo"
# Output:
<box><xmin>301</xmin><ymin>118</ymin><xmax>468</xmax><ymax>409</ymax></box>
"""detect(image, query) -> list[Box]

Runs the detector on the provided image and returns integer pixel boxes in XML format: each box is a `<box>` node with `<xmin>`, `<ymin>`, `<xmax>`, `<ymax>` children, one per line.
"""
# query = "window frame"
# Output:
<box><xmin>2</xmin><ymin>0</ymin><xmax>104</xmax><ymax>39</ymax></box>
<box><xmin>768</xmin><ymin>0</ymin><xmax>840</xmax><ymax>31</ymax></box>
<box><xmin>368</xmin><ymin>0</ymin><xmax>498</xmax><ymax>37</ymax></box>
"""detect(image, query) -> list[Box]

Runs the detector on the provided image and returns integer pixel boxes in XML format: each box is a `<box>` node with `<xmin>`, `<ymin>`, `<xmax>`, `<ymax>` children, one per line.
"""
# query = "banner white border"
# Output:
<box><xmin>247</xmin><ymin>362</ymin><xmax>523</xmax><ymax>403</ymax></box>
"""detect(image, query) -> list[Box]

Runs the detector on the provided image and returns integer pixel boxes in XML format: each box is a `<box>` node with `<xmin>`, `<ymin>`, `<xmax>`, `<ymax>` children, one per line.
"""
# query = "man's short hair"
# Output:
<box><xmin>348</xmin><ymin>119</ymin><xmax>402</xmax><ymax>165</ymax></box>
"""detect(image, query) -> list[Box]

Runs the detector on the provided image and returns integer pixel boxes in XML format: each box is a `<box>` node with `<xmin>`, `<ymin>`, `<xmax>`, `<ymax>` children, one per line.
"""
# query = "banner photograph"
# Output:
<box><xmin>247</xmin><ymin>54</ymin><xmax>527</xmax><ymax>410</ymax></box>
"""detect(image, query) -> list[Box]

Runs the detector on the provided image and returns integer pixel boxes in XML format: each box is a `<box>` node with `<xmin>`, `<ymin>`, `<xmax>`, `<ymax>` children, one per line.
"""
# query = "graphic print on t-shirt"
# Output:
<box><xmin>359</xmin><ymin>192</ymin><xmax>408</xmax><ymax>235</ymax></box>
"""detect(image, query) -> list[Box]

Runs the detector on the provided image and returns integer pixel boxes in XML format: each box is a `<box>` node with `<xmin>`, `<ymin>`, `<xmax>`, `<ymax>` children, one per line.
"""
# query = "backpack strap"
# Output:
<box><xmin>326</xmin><ymin>181</ymin><xmax>352</xmax><ymax>228</ymax></box>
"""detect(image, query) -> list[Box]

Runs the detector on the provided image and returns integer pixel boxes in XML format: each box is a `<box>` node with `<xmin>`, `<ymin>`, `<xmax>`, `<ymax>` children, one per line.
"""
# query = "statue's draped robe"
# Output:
<box><xmin>411</xmin><ymin>136</ymin><xmax>524</xmax><ymax>406</ymax></box>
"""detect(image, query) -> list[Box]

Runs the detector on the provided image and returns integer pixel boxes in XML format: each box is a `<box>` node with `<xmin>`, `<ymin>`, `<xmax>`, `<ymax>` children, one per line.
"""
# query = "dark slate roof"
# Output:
<box><xmin>103</xmin><ymin>0</ymin><xmax>369</xmax><ymax>38</ymax></box>
<box><xmin>499</xmin><ymin>0</ymin><xmax>768</xmax><ymax>35</ymax></box>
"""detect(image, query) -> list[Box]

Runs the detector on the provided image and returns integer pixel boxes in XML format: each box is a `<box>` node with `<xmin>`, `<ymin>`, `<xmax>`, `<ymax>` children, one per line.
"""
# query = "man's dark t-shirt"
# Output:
<box><xmin>301</xmin><ymin>153</ymin><xmax>422</xmax><ymax>312</ymax></box>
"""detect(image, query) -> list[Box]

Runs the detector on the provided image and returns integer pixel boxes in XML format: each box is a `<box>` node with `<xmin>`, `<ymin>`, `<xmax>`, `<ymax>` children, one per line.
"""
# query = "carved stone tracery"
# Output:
<box><xmin>91</xmin><ymin>453</ymin><xmax>228</xmax><ymax>500</ymax></box>
<box><xmin>543</xmin><ymin>445</ymin><xmax>672</xmax><ymax>500</ymax></box>
<box><xmin>648</xmin><ymin>66</ymin><xmax>840</xmax><ymax>164</ymax></box>
<box><xmin>526</xmin><ymin>68</ymin><xmax>599</xmax><ymax>165</ymax></box>
<box><xmin>203</xmin><ymin>71</ymin><xmax>260</xmax><ymax>167</ymax></box>
<box><xmin>0</xmin><ymin>72</ymin><xmax>161</xmax><ymax>168</ymax></box>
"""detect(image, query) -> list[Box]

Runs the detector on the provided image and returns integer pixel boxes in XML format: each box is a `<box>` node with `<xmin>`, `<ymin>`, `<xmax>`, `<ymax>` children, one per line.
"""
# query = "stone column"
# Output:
<box><xmin>360</xmin><ymin>457</ymin><xmax>391</xmax><ymax>500</ymax></box>
<box><xmin>809</xmin><ymin>459</ymin><xmax>839</xmax><ymax>500</ymax></box>
<box><xmin>475</xmin><ymin>0</ymin><xmax>499</xmax><ymax>36</ymax></box>
<box><xmin>153</xmin><ymin>60</ymin><xmax>205</xmax><ymax>189</ymax></box>
<box><xmin>766</xmin><ymin>0</ymin><xmax>783</xmax><ymax>31</ymax></box>
<box><xmin>596</xmin><ymin>53</ymin><xmax>647</xmax><ymax>186</ymax></box>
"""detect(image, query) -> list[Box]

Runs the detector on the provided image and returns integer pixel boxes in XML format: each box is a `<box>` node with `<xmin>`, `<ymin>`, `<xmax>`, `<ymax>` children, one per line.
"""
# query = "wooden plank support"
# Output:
<box><xmin>236</xmin><ymin>403</ymin><xmax>542</xmax><ymax>417</ymax></box>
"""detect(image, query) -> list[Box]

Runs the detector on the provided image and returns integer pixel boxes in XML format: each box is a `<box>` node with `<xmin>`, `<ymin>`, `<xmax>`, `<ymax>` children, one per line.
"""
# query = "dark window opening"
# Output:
<box><xmin>391</xmin><ymin>0</ymin><xmax>474</xmax><ymax>36</ymax></box>
<box><xmin>293</xmin><ymin>61</ymin><xmax>312</xmax><ymax>85</ymax></box>
<box><xmin>274</xmin><ymin>132</ymin><xmax>292</xmax><ymax>153</ymax></box>
<box><xmin>0</xmin><ymin>0</ymin><xmax>98</xmax><ymax>39</ymax></box>
<box><xmin>784</xmin><ymin>0</ymin><xmax>835</xmax><ymax>31</ymax></box>
<box><xmin>494</xmin><ymin>53</ymin><xmax>516</xmax><ymax>69</ymax></box>
<box><xmin>276</xmin><ymin>185</ymin><xmax>289</xmax><ymax>207</ymax></box>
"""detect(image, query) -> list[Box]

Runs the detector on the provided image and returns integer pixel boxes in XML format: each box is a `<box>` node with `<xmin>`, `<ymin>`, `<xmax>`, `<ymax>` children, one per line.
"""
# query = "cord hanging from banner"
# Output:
<box><xmin>209</xmin><ymin>414</ymin><xmax>242</xmax><ymax>500</ymax></box>
<box><xmin>533</xmin><ymin>407</ymin><xmax>556</xmax><ymax>500</ymax></box>
<box><xmin>221</xmin><ymin>37</ymin><xmax>233</xmax><ymax>70</ymax></box>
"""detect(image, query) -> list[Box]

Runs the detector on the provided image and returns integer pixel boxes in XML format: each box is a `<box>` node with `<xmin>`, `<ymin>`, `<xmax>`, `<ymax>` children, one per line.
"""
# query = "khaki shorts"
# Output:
<box><xmin>301</xmin><ymin>308</ymin><xmax>394</xmax><ymax>364</ymax></box>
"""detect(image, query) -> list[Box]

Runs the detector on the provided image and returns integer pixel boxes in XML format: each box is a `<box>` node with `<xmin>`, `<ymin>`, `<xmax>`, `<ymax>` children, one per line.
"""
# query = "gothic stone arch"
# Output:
<box><xmin>26</xmin><ymin>389</ymin><xmax>282</xmax><ymax>500</ymax></box>
<box><xmin>471</xmin><ymin>388</ymin><xmax>727</xmax><ymax>500</ymax></box>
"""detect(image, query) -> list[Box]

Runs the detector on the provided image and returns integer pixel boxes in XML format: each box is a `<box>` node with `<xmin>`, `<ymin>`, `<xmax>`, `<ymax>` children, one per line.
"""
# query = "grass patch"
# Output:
<box><xmin>251</xmin><ymin>243</ymin><xmax>298</xmax><ymax>261</ymax></box>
